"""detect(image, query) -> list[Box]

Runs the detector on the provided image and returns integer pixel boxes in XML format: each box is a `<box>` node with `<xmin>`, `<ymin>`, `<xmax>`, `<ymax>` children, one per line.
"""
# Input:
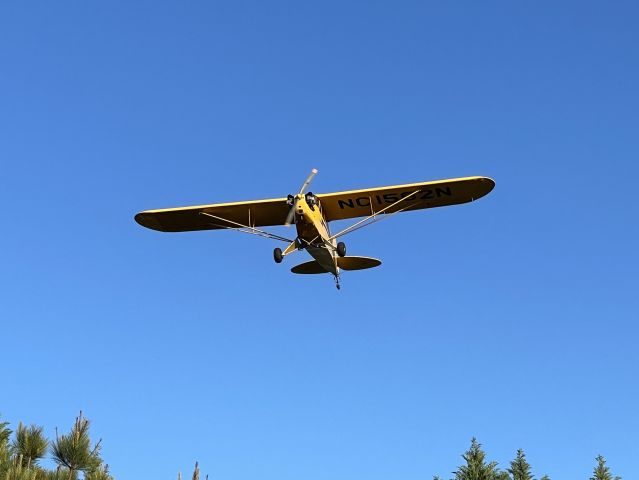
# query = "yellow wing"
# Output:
<box><xmin>135</xmin><ymin>176</ymin><xmax>494</xmax><ymax>232</ymax></box>
<box><xmin>317</xmin><ymin>176</ymin><xmax>494</xmax><ymax>222</ymax></box>
<box><xmin>135</xmin><ymin>196</ymin><xmax>289</xmax><ymax>232</ymax></box>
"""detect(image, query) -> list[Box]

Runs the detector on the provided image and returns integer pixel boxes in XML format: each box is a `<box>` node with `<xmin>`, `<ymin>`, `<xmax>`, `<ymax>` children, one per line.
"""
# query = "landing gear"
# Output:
<box><xmin>337</xmin><ymin>242</ymin><xmax>346</xmax><ymax>257</ymax></box>
<box><xmin>273</xmin><ymin>247</ymin><xmax>283</xmax><ymax>263</ymax></box>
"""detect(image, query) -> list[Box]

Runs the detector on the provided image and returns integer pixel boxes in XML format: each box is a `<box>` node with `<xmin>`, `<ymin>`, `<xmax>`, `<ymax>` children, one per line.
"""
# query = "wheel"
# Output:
<box><xmin>336</xmin><ymin>242</ymin><xmax>346</xmax><ymax>257</ymax></box>
<box><xmin>273</xmin><ymin>247</ymin><xmax>283</xmax><ymax>263</ymax></box>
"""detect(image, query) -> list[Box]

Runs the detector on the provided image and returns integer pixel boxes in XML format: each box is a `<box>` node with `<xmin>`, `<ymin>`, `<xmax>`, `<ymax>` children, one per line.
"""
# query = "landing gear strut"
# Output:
<box><xmin>273</xmin><ymin>247</ymin><xmax>283</xmax><ymax>263</ymax></box>
<box><xmin>336</xmin><ymin>242</ymin><xmax>346</xmax><ymax>257</ymax></box>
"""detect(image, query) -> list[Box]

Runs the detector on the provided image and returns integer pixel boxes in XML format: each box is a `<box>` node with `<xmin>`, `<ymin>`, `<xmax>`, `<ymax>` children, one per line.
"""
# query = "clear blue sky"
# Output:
<box><xmin>1</xmin><ymin>1</ymin><xmax>637</xmax><ymax>478</ymax></box>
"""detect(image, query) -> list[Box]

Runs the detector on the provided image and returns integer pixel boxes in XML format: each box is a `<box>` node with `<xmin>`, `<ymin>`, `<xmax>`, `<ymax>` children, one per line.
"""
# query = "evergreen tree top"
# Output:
<box><xmin>1</xmin><ymin>416</ymin><xmax>629</xmax><ymax>480</ymax></box>
<box><xmin>0</xmin><ymin>412</ymin><xmax>113</xmax><ymax>480</ymax></box>
<box><xmin>508</xmin><ymin>448</ymin><xmax>534</xmax><ymax>480</ymax></box>
<box><xmin>590</xmin><ymin>455</ymin><xmax>621</xmax><ymax>480</ymax></box>
<box><xmin>453</xmin><ymin>438</ymin><xmax>502</xmax><ymax>480</ymax></box>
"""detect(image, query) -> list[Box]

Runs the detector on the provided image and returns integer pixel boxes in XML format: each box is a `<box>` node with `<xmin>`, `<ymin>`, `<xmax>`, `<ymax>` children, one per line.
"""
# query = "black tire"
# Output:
<box><xmin>273</xmin><ymin>247</ymin><xmax>283</xmax><ymax>263</ymax></box>
<box><xmin>337</xmin><ymin>242</ymin><xmax>346</xmax><ymax>257</ymax></box>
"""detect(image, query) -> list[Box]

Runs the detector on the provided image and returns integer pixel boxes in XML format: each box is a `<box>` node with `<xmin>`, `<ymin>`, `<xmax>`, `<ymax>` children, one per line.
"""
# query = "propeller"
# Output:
<box><xmin>285</xmin><ymin>168</ymin><xmax>318</xmax><ymax>226</ymax></box>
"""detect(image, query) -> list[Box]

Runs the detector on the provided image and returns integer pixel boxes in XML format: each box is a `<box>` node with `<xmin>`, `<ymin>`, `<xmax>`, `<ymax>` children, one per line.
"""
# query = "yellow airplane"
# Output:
<box><xmin>135</xmin><ymin>170</ymin><xmax>494</xmax><ymax>289</ymax></box>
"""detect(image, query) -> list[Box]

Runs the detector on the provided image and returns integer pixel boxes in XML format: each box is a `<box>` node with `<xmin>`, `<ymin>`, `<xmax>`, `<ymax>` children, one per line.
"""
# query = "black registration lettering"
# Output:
<box><xmin>420</xmin><ymin>189</ymin><xmax>434</xmax><ymax>200</ymax></box>
<box><xmin>356</xmin><ymin>197</ymin><xmax>370</xmax><ymax>207</ymax></box>
<box><xmin>338</xmin><ymin>199</ymin><xmax>355</xmax><ymax>209</ymax></box>
<box><xmin>383</xmin><ymin>193</ymin><xmax>399</xmax><ymax>203</ymax></box>
<box><xmin>435</xmin><ymin>187</ymin><xmax>452</xmax><ymax>197</ymax></box>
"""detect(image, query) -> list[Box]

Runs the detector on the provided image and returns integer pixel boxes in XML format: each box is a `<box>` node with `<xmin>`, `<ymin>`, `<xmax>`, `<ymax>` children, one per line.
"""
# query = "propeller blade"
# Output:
<box><xmin>284</xmin><ymin>199</ymin><xmax>297</xmax><ymax>226</ymax></box>
<box><xmin>298</xmin><ymin>168</ymin><xmax>318</xmax><ymax>194</ymax></box>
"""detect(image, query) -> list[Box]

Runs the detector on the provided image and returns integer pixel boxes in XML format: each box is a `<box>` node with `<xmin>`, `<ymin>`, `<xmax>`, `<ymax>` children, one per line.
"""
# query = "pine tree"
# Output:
<box><xmin>177</xmin><ymin>461</ymin><xmax>208</xmax><ymax>480</ymax></box>
<box><xmin>12</xmin><ymin>423</ymin><xmax>48</xmax><ymax>468</ymax></box>
<box><xmin>1</xmin><ymin>416</ymin><xmax>13</xmax><ymax>477</ymax></box>
<box><xmin>453</xmin><ymin>438</ymin><xmax>504</xmax><ymax>480</ymax></box>
<box><xmin>590</xmin><ymin>455</ymin><xmax>621</xmax><ymax>480</ymax></box>
<box><xmin>51</xmin><ymin>412</ymin><xmax>105</xmax><ymax>479</ymax></box>
<box><xmin>0</xmin><ymin>412</ymin><xmax>113</xmax><ymax>480</ymax></box>
<box><xmin>508</xmin><ymin>449</ymin><xmax>534</xmax><ymax>480</ymax></box>
<box><xmin>3</xmin><ymin>414</ymin><xmax>632</xmax><ymax>480</ymax></box>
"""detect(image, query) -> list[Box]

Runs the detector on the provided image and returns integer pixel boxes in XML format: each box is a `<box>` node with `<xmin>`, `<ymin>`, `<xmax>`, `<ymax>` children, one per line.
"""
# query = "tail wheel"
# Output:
<box><xmin>337</xmin><ymin>242</ymin><xmax>346</xmax><ymax>257</ymax></box>
<box><xmin>273</xmin><ymin>247</ymin><xmax>283</xmax><ymax>263</ymax></box>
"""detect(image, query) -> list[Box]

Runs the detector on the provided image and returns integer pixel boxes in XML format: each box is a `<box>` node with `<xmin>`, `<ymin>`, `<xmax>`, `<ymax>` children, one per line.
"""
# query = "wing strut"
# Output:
<box><xmin>328</xmin><ymin>190</ymin><xmax>421</xmax><ymax>241</ymax></box>
<box><xmin>198</xmin><ymin>212</ymin><xmax>294</xmax><ymax>243</ymax></box>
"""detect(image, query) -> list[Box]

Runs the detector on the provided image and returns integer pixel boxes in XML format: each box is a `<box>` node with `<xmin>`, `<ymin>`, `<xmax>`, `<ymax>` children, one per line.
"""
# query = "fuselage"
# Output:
<box><xmin>292</xmin><ymin>194</ymin><xmax>338</xmax><ymax>274</ymax></box>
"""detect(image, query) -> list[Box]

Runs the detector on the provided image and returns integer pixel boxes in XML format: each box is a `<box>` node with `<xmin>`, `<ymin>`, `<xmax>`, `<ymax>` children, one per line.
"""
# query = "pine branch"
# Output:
<box><xmin>51</xmin><ymin>412</ymin><xmax>103</xmax><ymax>477</ymax></box>
<box><xmin>12</xmin><ymin>423</ymin><xmax>48</xmax><ymax>467</ymax></box>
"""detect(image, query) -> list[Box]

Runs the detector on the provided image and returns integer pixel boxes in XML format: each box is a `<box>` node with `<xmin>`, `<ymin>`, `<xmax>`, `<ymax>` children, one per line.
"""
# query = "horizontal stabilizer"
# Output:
<box><xmin>291</xmin><ymin>256</ymin><xmax>382</xmax><ymax>274</ymax></box>
<box><xmin>291</xmin><ymin>260</ymin><xmax>329</xmax><ymax>274</ymax></box>
<box><xmin>336</xmin><ymin>256</ymin><xmax>381</xmax><ymax>271</ymax></box>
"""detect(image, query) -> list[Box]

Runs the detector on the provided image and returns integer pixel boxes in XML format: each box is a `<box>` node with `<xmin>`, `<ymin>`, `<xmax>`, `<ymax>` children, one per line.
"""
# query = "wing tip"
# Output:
<box><xmin>477</xmin><ymin>176</ymin><xmax>496</xmax><ymax>198</ymax></box>
<box><xmin>134</xmin><ymin>212</ymin><xmax>165</xmax><ymax>231</ymax></box>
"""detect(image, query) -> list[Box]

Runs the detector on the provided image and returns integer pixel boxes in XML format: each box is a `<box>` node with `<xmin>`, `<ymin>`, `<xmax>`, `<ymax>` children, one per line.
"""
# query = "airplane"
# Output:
<box><xmin>135</xmin><ymin>170</ymin><xmax>495</xmax><ymax>289</ymax></box>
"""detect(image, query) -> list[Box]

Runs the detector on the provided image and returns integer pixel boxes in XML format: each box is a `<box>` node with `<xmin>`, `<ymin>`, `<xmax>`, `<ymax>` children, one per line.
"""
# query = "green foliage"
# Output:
<box><xmin>84</xmin><ymin>465</ymin><xmax>112</xmax><ymax>480</ymax></box>
<box><xmin>1</xmin><ymin>416</ymin><xmax>12</xmax><ymax>466</ymax></box>
<box><xmin>51</xmin><ymin>413</ymin><xmax>103</xmax><ymax>477</ymax></box>
<box><xmin>0</xmin><ymin>418</ymin><xmax>11</xmax><ymax>447</ymax></box>
<box><xmin>508</xmin><ymin>449</ymin><xmax>534</xmax><ymax>480</ymax></box>
<box><xmin>590</xmin><ymin>455</ymin><xmax>621</xmax><ymax>480</ymax></box>
<box><xmin>42</xmin><ymin>467</ymin><xmax>79</xmax><ymax>480</ymax></box>
<box><xmin>1</xmin><ymin>415</ymin><xmax>630</xmax><ymax>480</ymax></box>
<box><xmin>453</xmin><ymin>438</ymin><xmax>504</xmax><ymax>480</ymax></box>
<box><xmin>1</xmin><ymin>417</ymin><xmax>13</xmax><ymax>478</ymax></box>
<box><xmin>2</xmin><ymin>459</ymin><xmax>39</xmax><ymax>480</ymax></box>
<box><xmin>0</xmin><ymin>413</ymin><xmax>111</xmax><ymax>480</ymax></box>
<box><xmin>177</xmin><ymin>462</ymin><xmax>208</xmax><ymax>480</ymax></box>
<box><xmin>12</xmin><ymin>423</ymin><xmax>48</xmax><ymax>467</ymax></box>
